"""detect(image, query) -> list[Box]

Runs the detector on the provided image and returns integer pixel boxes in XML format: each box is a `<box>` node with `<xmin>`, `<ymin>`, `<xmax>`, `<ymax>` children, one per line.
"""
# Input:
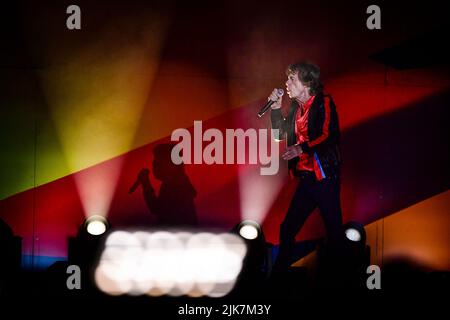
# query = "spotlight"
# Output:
<box><xmin>345</xmin><ymin>228</ymin><xmax>361</xmax><ymax>242</ymax></box>
<box><xmin>237</xmin><ymin>220</ymin><xmax>261</xmax><ymax>240</ymax></box>
<box><xmin>343</xmin><ymin>221</ymin><xmax>366</xmax><ymax>244</ymax></box>
<box><xmin>230</xmin><ymin>220</ymin><xmax>269</xmax><ymax>297</ymax></box>
<box><xmin>94</xmin><ymin>230</ymin><xmax>247</xmax><ymax>297</ymax></box>
<box><xmin>84</xmin><ymin>215</ymin><xmax>109</xmax><ymax>236</ymax></box>
<box><xmin>67</xmin><ymin>216</ymin><xmax>111</xmax><ymax>295</ymax></box>
<box><xmin>316</xmin><ymin>221</ymin><xmax>370</xmax><ymax>290</ymax></box>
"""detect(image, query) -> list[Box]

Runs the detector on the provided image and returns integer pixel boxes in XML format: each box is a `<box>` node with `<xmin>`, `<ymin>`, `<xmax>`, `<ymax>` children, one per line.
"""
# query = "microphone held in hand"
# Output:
<box><xmin>128</xmin><ymin>179</ymin><xmax>140</xmax><ymax>194</ymax></box>
<box><xmin>257</xmin><ymin>88</ymin><xmax>284</xmax><ymax>118</ymax></box>
<box><xmin>129</xmin><ymin>168</ymin><xmax>150</xmax><ymax>194</ymax></box>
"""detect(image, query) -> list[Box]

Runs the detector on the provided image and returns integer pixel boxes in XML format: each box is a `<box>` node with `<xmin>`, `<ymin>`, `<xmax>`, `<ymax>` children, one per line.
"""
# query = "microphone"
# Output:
<box><xmin>129</xmin><ymin>168</ymin><xmax>150</xmax><ymax>194</ymax></box>
<box><xmin>128</xmin><ymin>179</ymin><xmax>140</xmax><ymax>194</ymax></box>
<box><xmin>257</xmin><ymin>89</ymin><xmax>284</xmax><ymax>118</ymax></box>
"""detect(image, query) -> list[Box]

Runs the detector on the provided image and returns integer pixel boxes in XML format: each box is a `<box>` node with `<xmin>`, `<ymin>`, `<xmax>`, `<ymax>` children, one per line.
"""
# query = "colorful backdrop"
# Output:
<box><xmin>1</xmin><ymin>0</ymin><xmax>449</xmax><ymax>270</ymax></box>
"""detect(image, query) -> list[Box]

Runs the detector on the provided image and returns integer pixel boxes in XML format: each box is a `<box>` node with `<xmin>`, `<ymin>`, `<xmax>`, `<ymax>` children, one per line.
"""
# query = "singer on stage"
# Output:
<box><xmin>269</xmin><ymin>61</ymin><xmax>343</xmax><ymax>271</ymax></box>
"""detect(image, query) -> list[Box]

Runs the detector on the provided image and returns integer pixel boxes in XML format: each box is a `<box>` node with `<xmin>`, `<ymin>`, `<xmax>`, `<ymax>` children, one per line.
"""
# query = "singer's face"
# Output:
<box><xmin>286</xmin><ymin>72</ymin><xmax>309</xmax><ymax>102</ymax></box>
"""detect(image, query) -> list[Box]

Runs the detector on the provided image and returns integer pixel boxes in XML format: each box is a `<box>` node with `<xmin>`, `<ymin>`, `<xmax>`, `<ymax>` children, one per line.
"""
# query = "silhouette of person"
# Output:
<box><xmin>132</xmin><ymin>143</ymin><xmax>198</xmax><ymax>227</ymax></box>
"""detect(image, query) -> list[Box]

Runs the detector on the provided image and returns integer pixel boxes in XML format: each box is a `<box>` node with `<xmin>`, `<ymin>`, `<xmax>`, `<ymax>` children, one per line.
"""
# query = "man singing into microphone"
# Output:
<box><xmin>269</xmin><ymin>61</ymin><xmax>343</xmax><ymax>272</ymax></box>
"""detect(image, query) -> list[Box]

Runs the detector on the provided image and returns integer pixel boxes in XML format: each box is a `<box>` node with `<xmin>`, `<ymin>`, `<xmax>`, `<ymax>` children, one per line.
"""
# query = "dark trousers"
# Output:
<box><xmin>274</xmin><ymin>171</ymin><xmax>343</xmax><ymax>270</ymax></box>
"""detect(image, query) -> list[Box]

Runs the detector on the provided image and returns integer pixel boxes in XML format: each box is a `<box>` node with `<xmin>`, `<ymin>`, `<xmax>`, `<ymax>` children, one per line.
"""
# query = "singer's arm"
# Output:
<box><xmin>299</xmin><ymin>95</ymin><xmax>335</xmax><ymax>154</ymax></box>
<box><xmin>300</xmin><ymin>97</ymin><xmax>331</xmax><ymax>154</ymax></box>
<box><xmin>270</xmin><ymin>108</ymin><xmax>289</xmax><ymax>141</ymax></box>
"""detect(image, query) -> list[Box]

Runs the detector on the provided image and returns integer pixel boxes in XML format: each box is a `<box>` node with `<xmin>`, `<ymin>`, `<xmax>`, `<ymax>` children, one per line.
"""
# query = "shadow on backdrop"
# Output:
<box><xmin>129</xmin><ymin>143</ymin><xmax>198</xmax><ymax>227</ymax></box>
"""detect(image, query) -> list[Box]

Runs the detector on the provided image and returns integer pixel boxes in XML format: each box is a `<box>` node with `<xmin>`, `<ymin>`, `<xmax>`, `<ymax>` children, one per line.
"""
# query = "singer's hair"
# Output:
<box><xmin>286</xmin><ymin>61</ymin><xmax>323</xmax><ymax>96</ymax></box>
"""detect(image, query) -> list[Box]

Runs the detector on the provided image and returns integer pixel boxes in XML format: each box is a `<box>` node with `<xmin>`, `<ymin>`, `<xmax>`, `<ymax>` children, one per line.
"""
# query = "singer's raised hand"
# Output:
<box><xmin>138</xmin><ymin>168</ymin><xmax>150</xmax><ymax>183</ymax></box>
<box><xmin>282</xmin><ymin>144</ymin><xmax>302</xmax><ymax>160</ymax></box>
<box><xmin>269</xmin><ymin>88</ymin><xmax>282</xmax><ymax>109</ymax></box>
